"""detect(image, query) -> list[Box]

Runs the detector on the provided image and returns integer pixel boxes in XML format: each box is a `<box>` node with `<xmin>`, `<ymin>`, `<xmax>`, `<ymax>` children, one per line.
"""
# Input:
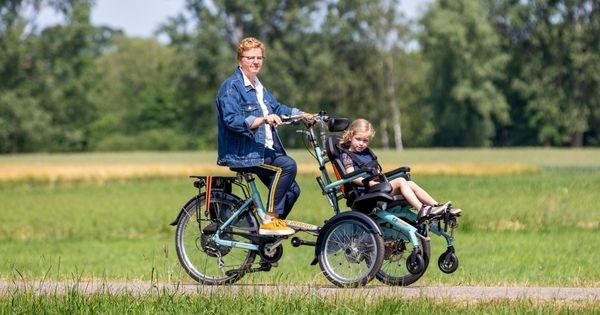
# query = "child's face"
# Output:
<box><xmin>349</xmin><ymin>131</ymin><xmax>371</xmax><ymax>152</ymax></box>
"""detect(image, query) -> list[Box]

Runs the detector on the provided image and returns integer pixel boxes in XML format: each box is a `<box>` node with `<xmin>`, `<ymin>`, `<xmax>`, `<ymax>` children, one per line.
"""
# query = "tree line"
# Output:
<box><xmin>1</xmin><ymin>0</ymin><xmax>599</xmax><ymax>153</ymax></box>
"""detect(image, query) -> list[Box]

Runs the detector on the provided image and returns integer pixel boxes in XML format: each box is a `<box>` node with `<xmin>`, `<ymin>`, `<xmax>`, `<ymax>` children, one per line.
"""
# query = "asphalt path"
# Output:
<box><xmin>1</xmin><ymin>280</ymin><xmax>599</xmax><ymax>301</ymax></box>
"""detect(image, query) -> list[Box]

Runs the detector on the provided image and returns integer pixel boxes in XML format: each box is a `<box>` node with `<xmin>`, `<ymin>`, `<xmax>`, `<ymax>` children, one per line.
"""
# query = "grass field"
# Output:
<box><xmin>1</xmin><ymin>149</ymin><xmax>599</xmax><ymax>313</ymax></box>
<box><xmin>2</xmin><ymin>290</ymin><xmax>598</xmax><ymax>314</ymax></box>
<box><xmin>2</xmin><ymin>147</ymin><xmax>599</xmax><ymax>182</ymax></box>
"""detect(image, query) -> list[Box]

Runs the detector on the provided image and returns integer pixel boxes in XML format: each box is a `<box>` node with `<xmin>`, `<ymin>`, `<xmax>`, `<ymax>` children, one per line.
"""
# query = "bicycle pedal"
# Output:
<box><xmin>284</xmin><ymin>219</ymin><xmax>320</xmax><ymax>232</ymax></box>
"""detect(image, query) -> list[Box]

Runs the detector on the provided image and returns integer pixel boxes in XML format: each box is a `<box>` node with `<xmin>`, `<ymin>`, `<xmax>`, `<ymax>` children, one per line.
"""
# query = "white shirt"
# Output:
<box><xmin>242</xmin><ymin>70</ymin><xmax>274</xmax><ymax>149</ymax></box>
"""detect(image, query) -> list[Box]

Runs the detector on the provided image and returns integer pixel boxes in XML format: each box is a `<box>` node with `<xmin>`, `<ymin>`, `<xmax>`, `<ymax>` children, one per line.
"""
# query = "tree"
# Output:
<box><xmin>0</xmin><ymin>92</ymin><xmax>53</xmax><ymax>152</ymax></box>
<box><xmin>0</xmin><ymin>0</ymin><xmax>103</xmax><ymax>152</ymax></box>
<box><xmin>490</xmin><ymin>0</ymin><xmax>600</xmax><ymax>146</ymax></box>
<box><xmin>32</xmin><ymin>0</ymin><xmax>98</xmax><ymax>151</ymax></box>
<box><xmin>316</xmin><ymin>0</ymin><xmax>412</xmax><ymax>149</ymax></box>
<box><xmin>420</xmin><ymin>0</ymin><xmax>510</xmax><ymax>146</ymax></box>
<box><xmin>89</xmin><ymin>37</ymin><xmax>184</xmax><ymax>150</ymax></box>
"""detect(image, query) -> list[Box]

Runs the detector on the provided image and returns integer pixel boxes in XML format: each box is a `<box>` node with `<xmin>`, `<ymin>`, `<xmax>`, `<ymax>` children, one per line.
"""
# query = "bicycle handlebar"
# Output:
<box><xmin>281</xmin><ymin>111</ymin><xmax>349</xmax><ymax>134</ymax></box>
<box><xmin>280</xmin><ymin>112</ymin><xmax>330</xmax><ymax>126</ymax></box>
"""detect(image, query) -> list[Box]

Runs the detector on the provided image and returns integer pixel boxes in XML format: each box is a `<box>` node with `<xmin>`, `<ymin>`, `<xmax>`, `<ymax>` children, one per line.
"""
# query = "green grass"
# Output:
<box><xmin>1</xmin><ymin>171</ymin><xmax>599</xmax><ymax>286</ymax></box>
<box><xmin>2</xmin><ymin>291</ymin><xmax>598</xmax><ymax>314</ymax></box>
<box><xmin>1</xmin><ymin>150</ymin><xmax>599</xmax><ymax>312</ymax></box>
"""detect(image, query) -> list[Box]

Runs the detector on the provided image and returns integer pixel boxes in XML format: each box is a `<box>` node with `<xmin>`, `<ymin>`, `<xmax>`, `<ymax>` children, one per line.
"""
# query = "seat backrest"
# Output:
<box><xmin>325</xmin><ymin>136</ymin><xmax>353</xmax><ymax>201</ymax></box>
<box><xmin>325</xmin><ymin>136</ymin><xmax>344</xmax><ymax>172</ymax></box>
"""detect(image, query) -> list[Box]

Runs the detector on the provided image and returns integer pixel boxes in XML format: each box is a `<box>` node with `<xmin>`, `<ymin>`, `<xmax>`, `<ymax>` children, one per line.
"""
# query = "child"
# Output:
<box><xmin>339</xmin><ymin>118</ymin><xmax>461</xmax><ymax>219</ymax></box>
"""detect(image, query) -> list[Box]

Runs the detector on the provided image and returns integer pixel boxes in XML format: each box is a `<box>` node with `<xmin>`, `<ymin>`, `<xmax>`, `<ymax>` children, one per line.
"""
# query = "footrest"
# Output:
<box><xmin>284</xmin><ymin>219</ymin><xmax>320</xmax><ymax>232</ymax></box>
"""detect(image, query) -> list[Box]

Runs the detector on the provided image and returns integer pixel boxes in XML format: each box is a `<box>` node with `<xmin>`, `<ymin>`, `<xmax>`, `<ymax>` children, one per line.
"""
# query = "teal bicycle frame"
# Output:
<box><xmin>209</xmin><ymin>175</ymin><xmax>271</xmax><ymax>252</ymax></box>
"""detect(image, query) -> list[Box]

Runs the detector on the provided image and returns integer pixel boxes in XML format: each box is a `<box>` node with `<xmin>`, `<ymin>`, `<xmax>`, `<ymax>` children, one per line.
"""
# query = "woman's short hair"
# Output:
<box><xmin>237</xmin><ymin>37</ymin><xmax>265</xmax><ymax>61</ymax></box>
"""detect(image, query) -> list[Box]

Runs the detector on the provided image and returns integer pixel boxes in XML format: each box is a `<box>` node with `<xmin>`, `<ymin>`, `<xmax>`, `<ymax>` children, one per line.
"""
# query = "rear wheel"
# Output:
<box><xmin>174</xmin><ymin>192</ymin><xmax>258</xmax><ymax>285</ymax></box>
<box><xmin>318</xmin><ymin>217</ymin><xmax>384</xmax><ymax>287</ymax></box>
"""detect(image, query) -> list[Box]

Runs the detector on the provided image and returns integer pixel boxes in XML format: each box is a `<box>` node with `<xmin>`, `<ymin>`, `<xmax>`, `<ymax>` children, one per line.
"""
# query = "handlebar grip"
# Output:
<box><xmin>280</xmin><ymin>114</ymin><xmax>304</xmax><ymax>124</ymax></box>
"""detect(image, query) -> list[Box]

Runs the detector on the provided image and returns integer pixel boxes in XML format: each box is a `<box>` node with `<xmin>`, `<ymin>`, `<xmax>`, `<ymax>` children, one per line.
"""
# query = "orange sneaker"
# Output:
<box><xmin>259</xmin><ymin>218</ymin><xmax>295</xmax><ymax>236</ymax></box>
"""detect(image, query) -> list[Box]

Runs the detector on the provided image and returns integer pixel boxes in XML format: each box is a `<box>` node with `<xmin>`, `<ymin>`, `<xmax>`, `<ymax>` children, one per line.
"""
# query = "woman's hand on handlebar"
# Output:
<box><xmin>301</xmin><ymin>112</ymin><xmax>318</xmax><ymax>125</ymax></box>
<box><xmin>264</xmin><ymin>114</ymin><xmax>283</xmax><ymax>126</ymax></box>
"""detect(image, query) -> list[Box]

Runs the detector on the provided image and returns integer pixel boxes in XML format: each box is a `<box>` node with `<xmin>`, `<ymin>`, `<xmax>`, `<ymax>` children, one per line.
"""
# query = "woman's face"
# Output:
<box><xmin>349</xmin><ymin>131</ymin><xmax>371</xmax><ymax>152</ymax></box>
<box><xmin>239</xmin><ymin>47</ymin><xmax>263</xmax><ymax>78</ymax></box>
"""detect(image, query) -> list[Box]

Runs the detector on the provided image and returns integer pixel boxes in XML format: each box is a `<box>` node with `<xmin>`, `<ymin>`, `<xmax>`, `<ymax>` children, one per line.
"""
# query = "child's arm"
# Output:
<box><xmin>344</xmin><ymin>164</ymin><xmax>367</xmax><ymax>186</ymax></box>
<box><xmin>341</xmin><ymin>153</ymin><xmax>366</xmax><ymax>186</ymax></box>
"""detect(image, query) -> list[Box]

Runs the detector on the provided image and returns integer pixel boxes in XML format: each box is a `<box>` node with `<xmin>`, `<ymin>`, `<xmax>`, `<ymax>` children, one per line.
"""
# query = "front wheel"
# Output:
<box><xmin>317</xmin><ymin>216</ymin><xmax>384</xmax><ymax>287</ymax></box>
<box><xmin>174</xmin><ymin>192</ymin><xmax>258</xmax><ymax>285</ymax></box>
<box><xmin>438</xmin><ymin>250</ymin><xmax>459</xmax><ymax>274</ymax></box>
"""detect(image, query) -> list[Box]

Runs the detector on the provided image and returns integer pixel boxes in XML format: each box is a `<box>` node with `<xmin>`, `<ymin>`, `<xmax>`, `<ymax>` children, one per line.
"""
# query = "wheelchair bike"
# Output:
<box><xmin>170</xmin><ymin>112</ymin><xmax>460</xmax><ymax>287</ymax></box>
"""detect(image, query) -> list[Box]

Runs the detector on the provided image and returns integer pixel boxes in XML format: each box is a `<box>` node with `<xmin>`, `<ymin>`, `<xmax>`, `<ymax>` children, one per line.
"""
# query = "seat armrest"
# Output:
<box><xmin>360</xmin><ymin>172</ymin><xmax>386</xmax><ymax>187</ymax></box>
<box><xmin>342</xmin><ymin>168</ymin><xmax>368</xmax><ymax>179</ymax></box>
<box><xmin>384</xmin><ymin>166</ymin><xmax>410</xmax><ymax>178</ymax></box>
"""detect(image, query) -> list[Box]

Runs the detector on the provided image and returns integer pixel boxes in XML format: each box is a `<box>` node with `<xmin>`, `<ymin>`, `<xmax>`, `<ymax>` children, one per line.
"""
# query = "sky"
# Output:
<box><xmin>37</xmin><ymin>0</ymin><xmax>430</xmax><ymax>39</ymax></box>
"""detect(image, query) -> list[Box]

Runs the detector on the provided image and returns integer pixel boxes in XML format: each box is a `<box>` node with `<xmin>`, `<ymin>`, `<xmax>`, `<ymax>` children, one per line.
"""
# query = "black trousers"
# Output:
<box><xmin>235</xmin><ymin>148</ymin><xmax>301</xmax><ymax>219</ymax></box>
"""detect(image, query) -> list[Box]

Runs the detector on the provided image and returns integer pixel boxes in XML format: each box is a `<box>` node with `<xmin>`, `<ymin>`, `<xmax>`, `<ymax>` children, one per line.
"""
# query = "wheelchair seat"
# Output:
<box><xmin>325</xmin><ymin>136</ymin><xmax>408</xmax><ymax>213</ymax></box>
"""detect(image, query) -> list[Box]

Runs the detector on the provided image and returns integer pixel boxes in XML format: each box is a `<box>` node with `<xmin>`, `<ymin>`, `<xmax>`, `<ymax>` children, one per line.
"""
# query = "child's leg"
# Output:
<box><xmin>390</xmin><ymin>178</ymin><xmax>423</xmax><ymax>209</ymax></box>
<box><xmin>407</xmin><ymin>181</ymin><xmax>438</xmax><ymax>205</ymax></box>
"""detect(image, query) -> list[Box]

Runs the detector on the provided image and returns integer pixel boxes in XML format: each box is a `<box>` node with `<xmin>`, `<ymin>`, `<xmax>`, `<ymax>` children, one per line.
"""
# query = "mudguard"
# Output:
<box><xmin>310</xmin><ymin>211</ymin><xmax>383</xmax><ymax>265</ymax></box>
<box><xmin>170</xmin><ymin>195</ymin><xmax>202</xmax><ymax>226</ymax></box>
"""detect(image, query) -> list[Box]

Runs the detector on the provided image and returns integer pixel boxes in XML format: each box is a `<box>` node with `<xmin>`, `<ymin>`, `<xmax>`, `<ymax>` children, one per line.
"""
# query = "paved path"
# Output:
<box><xmin>1</xmin><ymin>280</ymin><xmax>599</xmax><ymax>301</ymax></box>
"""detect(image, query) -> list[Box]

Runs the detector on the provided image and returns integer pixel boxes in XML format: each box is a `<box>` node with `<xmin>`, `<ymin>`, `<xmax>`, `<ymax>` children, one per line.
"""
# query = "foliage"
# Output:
<box><xmin>420</xmin><ymin>0</ymin><xmax>509</xmax><ymax>146</ymax></box>
<box><xmin>89</xmin><ymin>37</ymin><xmax>188</xmax><ymax>150</ymax></box>
<box><xmin>488</xmin><ymin>0</ymin><xmax>600</xmax><ymax>146</ymax></box>
<box><xmin>1</xmin><ymin>0</ymin><xmax>600</xmax><ymax>152</ymax></box>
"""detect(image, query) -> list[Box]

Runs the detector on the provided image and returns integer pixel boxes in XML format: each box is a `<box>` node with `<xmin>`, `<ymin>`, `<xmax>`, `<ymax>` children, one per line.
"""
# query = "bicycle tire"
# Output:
<box><xmin>174</xmin><ymin>192</ymin><xmax>257</xmax><ymax>285</ymax></box>
<box><xmin>317</xmin><ymin>215</ymin><xmax>384</xmax><ymax>287</ymax></box>
<box><xmin>376</xmin><ymin>231</ymin><xmax>431</xmax><ymax>286</ymax></box>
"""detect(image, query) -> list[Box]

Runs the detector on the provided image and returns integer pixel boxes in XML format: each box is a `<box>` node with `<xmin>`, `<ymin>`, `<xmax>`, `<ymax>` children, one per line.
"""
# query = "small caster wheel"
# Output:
<box><xmin>406</xmin><ymin>250</ymin><xmax>425</xmax><ymax>275</ymax></box>
<box><xmin>438</xmin><ymin>251</ymin><xmax>459</xmax><ymax>274</ymax></box>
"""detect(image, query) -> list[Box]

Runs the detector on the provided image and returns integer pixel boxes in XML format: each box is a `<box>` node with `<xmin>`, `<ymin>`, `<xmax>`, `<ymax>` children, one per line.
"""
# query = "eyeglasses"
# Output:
<box><xmin>242</xmin><ymin>56</ymin><xmax>264</xmax><ymax>62</ymax></box>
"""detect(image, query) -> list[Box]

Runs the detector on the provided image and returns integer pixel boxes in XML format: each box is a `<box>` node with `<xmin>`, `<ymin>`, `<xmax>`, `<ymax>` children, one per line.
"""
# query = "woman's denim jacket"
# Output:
<box><xmin>216</xmin><ymin>67</ymin><xmax>303</xmax><ymax>167</ymax></box>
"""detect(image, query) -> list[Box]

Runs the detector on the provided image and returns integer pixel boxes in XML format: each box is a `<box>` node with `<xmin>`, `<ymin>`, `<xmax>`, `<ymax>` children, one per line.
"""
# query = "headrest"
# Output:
<box><xmin>327</xmin><ymin>118</ymin><xmax>349</xmax><ymax>132</ymax></box>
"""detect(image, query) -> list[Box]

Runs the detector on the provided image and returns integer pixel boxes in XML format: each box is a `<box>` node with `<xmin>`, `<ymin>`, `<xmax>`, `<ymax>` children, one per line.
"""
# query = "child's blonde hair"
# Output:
<box><xmin>341</xmin><ymin>118</ymin><xmax>375</xmax><ymax>144</ymax></box>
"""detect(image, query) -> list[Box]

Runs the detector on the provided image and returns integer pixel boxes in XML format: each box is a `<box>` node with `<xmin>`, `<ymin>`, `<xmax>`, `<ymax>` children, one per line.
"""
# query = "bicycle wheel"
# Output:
<box><xmin>174</xmin><ymin>192</ymin><xmax>257</xmax><ymax>285</ymax></box>
<box><xmin>376</xmin><ymin>230</ymin><xmax>430</xmax><ymax>286</ymax></box>
<box><xmin>318</xmin><ymin>217</ymin><xmax>384</xmax><ymax>287</ymax></box>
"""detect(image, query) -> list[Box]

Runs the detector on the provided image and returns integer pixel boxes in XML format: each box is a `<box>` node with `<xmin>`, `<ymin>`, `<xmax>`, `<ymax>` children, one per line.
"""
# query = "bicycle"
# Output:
<box><xmin>170</xmin><ymin>111</ymin><xmax>460</xmax><ymax>287</ymax></box>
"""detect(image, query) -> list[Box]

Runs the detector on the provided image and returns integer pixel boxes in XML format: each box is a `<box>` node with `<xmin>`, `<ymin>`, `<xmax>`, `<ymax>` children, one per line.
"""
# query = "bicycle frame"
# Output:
<box><xmin>199</xmin><ymin>113</ymin><xmax>453</xmax><ymax>253</ymax></box>
<box><xmin>384</xmin><ymin>171</ymin><xmax>456</xmax><ymax>249</ymax></box>
<box><xmin>197</xmin><ymin>174</ymin><xmax>272</xmax><ymax>252</ymax></box>
<box><xmin>173</xmin><ymin>112</ymin><xmax>460</xmax><ymax>287</ymax></box>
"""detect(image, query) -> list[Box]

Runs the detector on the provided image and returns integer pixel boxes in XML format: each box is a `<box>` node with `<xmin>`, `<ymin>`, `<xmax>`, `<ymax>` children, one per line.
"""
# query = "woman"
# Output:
<box><xmin>215</xmin><ymin>37</ymin><xmax>313</xmax><ymax>235</ymax></box>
